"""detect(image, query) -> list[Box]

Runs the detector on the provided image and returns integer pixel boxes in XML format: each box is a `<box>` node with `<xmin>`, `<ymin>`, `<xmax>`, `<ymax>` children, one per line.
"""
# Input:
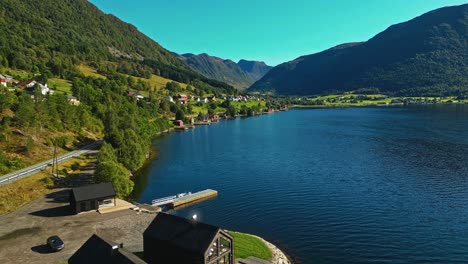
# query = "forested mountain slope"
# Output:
<box><xmin>249</xmin><ymin>4</ymin><xmax>468</xmax><ymax>96</ymax></box>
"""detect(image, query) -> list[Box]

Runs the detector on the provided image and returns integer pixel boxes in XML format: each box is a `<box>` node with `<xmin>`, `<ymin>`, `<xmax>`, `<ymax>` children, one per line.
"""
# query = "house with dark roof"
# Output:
<box><xmin>69</xmin><ymin>183</ymin><xmax>116</xmax><ymax>214</ymax></box>
<box><xmin>69</xmin><ymin>234</ymin><xmax>146</xmax><ymax>264</ymax></box>
<box><xmin>143</xmin><ymin>213</ymin><xmax>234</xmax><ymax>264</ymax></box>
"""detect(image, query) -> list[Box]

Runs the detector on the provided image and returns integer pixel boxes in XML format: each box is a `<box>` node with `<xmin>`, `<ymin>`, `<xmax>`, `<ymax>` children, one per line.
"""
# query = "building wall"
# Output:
<box><xmin>143</xmin><ymin>238</ymin><xmax>203</xmax><ymax>264</ymax></box>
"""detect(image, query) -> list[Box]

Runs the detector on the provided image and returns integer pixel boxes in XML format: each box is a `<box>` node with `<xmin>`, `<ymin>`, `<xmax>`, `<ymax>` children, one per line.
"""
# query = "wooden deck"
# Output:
<box><xmin>171</xmin><ymin>189</ymin><xmax>218</xmax><ymax>208</ymax></box>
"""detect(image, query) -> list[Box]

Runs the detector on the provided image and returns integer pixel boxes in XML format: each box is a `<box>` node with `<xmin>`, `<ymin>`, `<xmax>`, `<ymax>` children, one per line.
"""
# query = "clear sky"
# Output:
<box><xmin>88</xmin><ymin>0</ymin><xmax>467</xmax><ymax>66</ymax></box>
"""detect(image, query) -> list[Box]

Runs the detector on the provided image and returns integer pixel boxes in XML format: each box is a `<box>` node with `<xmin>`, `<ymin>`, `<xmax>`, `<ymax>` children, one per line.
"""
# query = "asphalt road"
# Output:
<box><xmin>0</xmin><ymin>140</ymin><xmax>102</xmax><ymax>185</ymax></box>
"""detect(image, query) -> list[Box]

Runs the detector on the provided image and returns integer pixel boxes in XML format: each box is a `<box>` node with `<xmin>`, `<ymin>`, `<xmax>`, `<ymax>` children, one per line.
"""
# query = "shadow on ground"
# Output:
<box><xmin>45</xmin><ymin>190</ymin><xmax>70</xmax><ymax>203</ymax></box>
<box><xmin>31</xmin><ymin>245</ymin><xmax>53</xmax><ymax>254</ymax></box>
<box><xmin>30</xmin><ymin>205</ymin><xmax>73</xmax><ymax>218</ymax></box>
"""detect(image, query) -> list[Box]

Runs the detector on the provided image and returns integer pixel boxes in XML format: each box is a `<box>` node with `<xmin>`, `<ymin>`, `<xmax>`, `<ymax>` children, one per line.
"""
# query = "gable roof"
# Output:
<box><xmin>69</xmin><ymin>234</ymin><xmax>146</xmax><ymax>264</ymax></box>
<box><xmin>71</xmin><ymin>182</ymin><xmax>116</xmax><ymax>202</ymax></box>
<box><xmin>144</xmin><ymin>213</ymin><xmax>220</xmax><ymax>254</ymax></box>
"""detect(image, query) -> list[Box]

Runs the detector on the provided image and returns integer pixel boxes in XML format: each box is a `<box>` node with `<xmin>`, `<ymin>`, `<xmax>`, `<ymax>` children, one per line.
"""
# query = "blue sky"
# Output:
<box><xmin>89</xmin><ymin>0</ymin><xmax>467</xmax><ymax>66</ymax></box>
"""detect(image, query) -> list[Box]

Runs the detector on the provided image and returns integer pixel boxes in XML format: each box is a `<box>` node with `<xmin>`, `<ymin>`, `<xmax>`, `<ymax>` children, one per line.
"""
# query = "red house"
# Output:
<box><xmin>178</xmin><ymin>94</ymin><xmax>188</xmax><ymax>104</ymax></box>
<box><xmin>0</xmin><ymin>77</ymin><xmax>6</xmax><ymax>87</ymax></box>
<box><xmin>173</xmin><ymin>120</ymin><xmax>184</xmax><ymax>127</ymax></box>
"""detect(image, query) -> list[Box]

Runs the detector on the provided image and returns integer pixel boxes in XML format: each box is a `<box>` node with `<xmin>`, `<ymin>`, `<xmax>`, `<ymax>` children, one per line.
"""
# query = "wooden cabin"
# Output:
<box><xmin>69</xmin><ymin>183</ymin><xmax>116</xmax><ymax>214</ymax></box>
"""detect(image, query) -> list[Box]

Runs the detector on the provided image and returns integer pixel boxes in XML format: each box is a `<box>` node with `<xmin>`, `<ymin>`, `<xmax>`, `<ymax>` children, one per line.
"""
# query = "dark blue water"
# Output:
<box><xmin>134</xmin><ymin>106</ymin><xmax>468</xmax><ymax>264</ymax></box>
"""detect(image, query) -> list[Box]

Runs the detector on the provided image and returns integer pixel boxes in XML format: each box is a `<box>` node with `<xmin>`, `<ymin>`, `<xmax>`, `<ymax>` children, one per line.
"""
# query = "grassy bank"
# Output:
<box><xmin>0</xmin><ymin>154</ymin><xmax>97</xmax><ymax>215</ymax></box>
<box><xmin>229</xmin><ymin>231</ymin><xmax>272</xmax><ymax>261</ymax></box>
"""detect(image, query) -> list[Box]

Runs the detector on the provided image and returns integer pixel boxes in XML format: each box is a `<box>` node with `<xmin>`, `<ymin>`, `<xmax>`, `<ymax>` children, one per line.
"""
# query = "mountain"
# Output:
<box><xmin>178</xmin><ymin>53</ymin><xmax>272</xmax><ymax>90</ymax></box>
<box><xmin>249</xmin><ymin>4</ymin><xmax>468</xmax><ymax>96</ymax></box>
<box><xmin>238</xmin><ymin>59</ymin><xmax>272</xmax><ymax>81</ymax></box>
<box><xmin>0</xmin><ymin>0</ymin><xmax>234</xmax><ymax>93</ymax></box>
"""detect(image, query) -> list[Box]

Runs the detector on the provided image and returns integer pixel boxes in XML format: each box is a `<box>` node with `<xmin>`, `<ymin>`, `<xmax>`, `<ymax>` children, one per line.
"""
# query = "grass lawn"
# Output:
<box><xmin>48</xmin><ymin>78</ymin><xmax>72</xmax><ymax>95</ymax></box>
<box><xmin>0</xmin><ymin>68</ymin><xmax>32</xmax><ymax>80</ymax></box>
<box><xmin>0</xmin><ymin>172</ymin><xmax>54</xmax><ymax>215</ymax></box>
<box><xmin>123</xmin><ymin>73</ymin><xmax>188</xmax><ymax>91</ymax></box>
<box><xmin>0</xmin><ymin>154</ymin><xmax>96</xmax><ymax>215</ymax></box>
<box><xmin>229</xmin><ymin>231</ymin><xmax>272</xmax><ymax>261</ymax></box>
<box><xmin>231</xmin><ymin>101</ymin><xmax>265</xmax><ymax>111</ymax></box>
<box><xmin>77</xmin><ymin>64</ymin><xmax>106</xmax><ymax>79</ymax></box>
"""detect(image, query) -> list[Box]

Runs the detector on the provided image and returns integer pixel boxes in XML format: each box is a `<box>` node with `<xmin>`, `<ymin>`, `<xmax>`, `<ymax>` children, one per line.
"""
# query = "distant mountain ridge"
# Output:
<box><xmin>177</xmin><ymin>53</ymin><xmax>272</xmax><ymax>90</ymax></box>
<box><xmin>249</xmin><ymin>4</ymin><xmax>468</xmax><ymax>96</ymax></box>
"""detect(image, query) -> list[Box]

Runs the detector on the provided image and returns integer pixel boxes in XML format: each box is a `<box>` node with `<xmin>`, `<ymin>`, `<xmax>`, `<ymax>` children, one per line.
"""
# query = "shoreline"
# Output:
<box><xmin>133</xmin><ymin>118</ymin><xmax>294</xmax><ymax>264</ymax></box>
<box><xmin>241</xmin><ymin>232</ymin><xmax>294</xmax><ymax>264</ymax></box>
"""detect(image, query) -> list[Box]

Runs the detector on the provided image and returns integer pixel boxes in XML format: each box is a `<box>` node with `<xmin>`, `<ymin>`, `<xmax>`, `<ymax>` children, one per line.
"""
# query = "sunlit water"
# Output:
<box><xmin>134</xmin><ymin>105</ymin><xmax>468</xmax><ymax>264</ymax></box>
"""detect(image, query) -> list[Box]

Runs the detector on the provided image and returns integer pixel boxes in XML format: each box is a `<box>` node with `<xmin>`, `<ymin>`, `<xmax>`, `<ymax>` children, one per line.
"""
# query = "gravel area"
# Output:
<box><xmin>0</xmin><ymin>189</ymin><xmax>156</xmax><ymax>264</ymax></box>
<box><xmin>95</xmin><ymin>211</ymin><xmax>155</xmax><ymax>252</ymax></box>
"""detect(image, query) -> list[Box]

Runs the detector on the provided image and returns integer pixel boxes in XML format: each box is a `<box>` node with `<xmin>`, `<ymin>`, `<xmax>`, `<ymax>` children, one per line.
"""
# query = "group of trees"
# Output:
<box><xmin>94</xmin><ymin>143</ymin><xmax>134</xmax><ymax>198</ymax></box>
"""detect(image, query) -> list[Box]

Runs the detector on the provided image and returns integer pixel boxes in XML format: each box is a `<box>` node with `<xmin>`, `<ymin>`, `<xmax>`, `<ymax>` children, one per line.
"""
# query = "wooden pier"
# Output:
<box><xmin>151</xmin><ymin>189</ymin><xmax>218</xmax><ymax>208</ymax></box>
<box><xmin>171</xmin><ymin>189</ymin><xmax>217</xmax><ymax>208</ymax></box>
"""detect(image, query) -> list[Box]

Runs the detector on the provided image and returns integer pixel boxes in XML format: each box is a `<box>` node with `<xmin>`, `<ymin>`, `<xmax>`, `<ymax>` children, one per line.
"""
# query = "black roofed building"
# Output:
<box><xmin>69</xmin><ymin>234</ymin><xmax>146</xmax><ymax>264</ymax></box>
<box><xmin>69</xmin><ymin>182</ymin><xmax>116</xmax><ymax>214</ymax></box>
<box><xmin>143</xmin><ymin>213</ymin><xmax>234</xmax><ymax>264</ymax></box>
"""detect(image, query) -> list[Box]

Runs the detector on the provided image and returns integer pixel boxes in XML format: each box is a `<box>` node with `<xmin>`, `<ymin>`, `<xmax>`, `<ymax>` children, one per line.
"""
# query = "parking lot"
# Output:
<box><xmin>0</xmin><ymin>189</ymin><xmax>154</xmax><ymax>264</ymax></box>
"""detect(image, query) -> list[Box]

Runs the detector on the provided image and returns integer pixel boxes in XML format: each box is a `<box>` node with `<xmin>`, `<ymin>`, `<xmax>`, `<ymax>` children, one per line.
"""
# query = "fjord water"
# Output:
<box><xmin>134</xmin><ymin>106</ymin><xmax>468</xmax><ymax>264</ymax></box>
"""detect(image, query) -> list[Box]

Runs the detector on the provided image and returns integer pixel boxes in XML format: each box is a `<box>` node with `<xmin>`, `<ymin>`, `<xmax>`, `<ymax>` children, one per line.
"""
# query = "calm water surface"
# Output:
<box><xmin>134</xmin><ymin>106</ymin><xmax>468</xmax><ymax>264</ymax></box>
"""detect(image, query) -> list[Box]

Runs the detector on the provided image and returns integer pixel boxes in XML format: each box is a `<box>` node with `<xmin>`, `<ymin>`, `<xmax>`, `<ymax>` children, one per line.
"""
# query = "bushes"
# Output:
<box><xmin>95</xmin><ymin>143</ymin><xmax>134</xmax><ymax>198</ymax></box>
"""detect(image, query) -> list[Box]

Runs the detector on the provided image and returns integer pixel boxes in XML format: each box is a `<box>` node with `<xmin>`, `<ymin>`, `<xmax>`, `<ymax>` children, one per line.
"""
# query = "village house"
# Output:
<box><xmin>178</xmin><ymin>94</ymin><xmax>188</xmax><ymax>104</ymax></box>
<box><xmin>209</xmin><ymin>114</ymin><xmax>219</xmax><ymax>121</ymax></box>
<box><xmin>143</xmin><ymin>213</ymin><xmax>234</xmax><ymax>264</ymax></box>
<box><xmin>16</xmin><ymin>80</ymin><xmax>36</xmax><ymax>89</ymax></box>
<box><xmin>134</xmin><ymin>92</ymin><xmax>144</xmax><ymax>100</ymax></box>
<box><xmin>0</xmin><ymin>74</ymin><xmax>6</xmax><ymax>87</ymax></box>
<box><xmin>173</xmin><ymin>120</ymin><xmax>184</xmax><ymax>127</ymax></box>
<box><xmin>39</xmin><ymin>83</ymin><xmax>53</xmax><ymax>95</ymax></box>
<box><xmin>186</xmin><ymin>117</ymin><xmax>194</xmax><ymax>125</ymax></box>
<box><xmin>207</xmin><ymin>96</ymin><xmax>216</xmax><ymax>101</ymax></box>
<box><xmin>202</xmin><ymin>97</ymin><xmax>209</xmax><ymax>103</ymax></box>
<box><xmin>166</xmin><ymin>95</ymin><xmax>174</xmax><ymax>102</ymax></box>
<box><xmin>67</xmin><ymin>96</ymin><xmax>80</xmax><ymax>106</ymax></box>
<box><xmin>197</xmin><ymin>114</ymin><xmax>210</xmax><ymax>122</ymax></box>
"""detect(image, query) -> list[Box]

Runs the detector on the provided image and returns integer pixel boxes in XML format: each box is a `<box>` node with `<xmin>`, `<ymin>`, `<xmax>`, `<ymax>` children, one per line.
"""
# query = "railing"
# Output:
<box><xmin>0</xmin><ymin>140</ymin><xmax>102</xmax><ymax>185</ymax></box>
<box><xmin>151</xmin><ymin>196</ymin><xmax>176</xmax><ymax>206</ymax></box>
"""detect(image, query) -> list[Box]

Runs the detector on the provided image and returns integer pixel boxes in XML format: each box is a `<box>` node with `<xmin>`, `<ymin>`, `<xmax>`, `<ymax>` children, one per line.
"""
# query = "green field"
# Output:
<box><xmin>48</xmin><ymin>78</ymin><xmax>72</xmax><ymax>95</ymax></box>
<box><xmin>0</xmin><ymin>68</ymin><xmax>32</xmax><ymax>80</ymax></box>
<box><xmin>232</xmin><ymin>101</ymin><xmax>265</xmax><ymax>110</ymax></box>
<box><xmin>229</xmin><ymin>232</ymin><xmax>272</xmax><ymax>261</ymax></box>
<box><xmin>301</xmin><ymin>93</ymin><xmax>465</xmax><ymax>107</ymax></box>
<box><xmin>77</xmin><ymin>64</ymin><xmax>107</xmax><ymax>79</ymax></box>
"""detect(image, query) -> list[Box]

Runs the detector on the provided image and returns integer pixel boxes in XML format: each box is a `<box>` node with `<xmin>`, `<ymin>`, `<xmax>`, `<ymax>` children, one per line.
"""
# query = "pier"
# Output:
<box><xmin>151</xmin><ymin>189</ymin><xmax>218</xmax><ymax>208</ymax></box>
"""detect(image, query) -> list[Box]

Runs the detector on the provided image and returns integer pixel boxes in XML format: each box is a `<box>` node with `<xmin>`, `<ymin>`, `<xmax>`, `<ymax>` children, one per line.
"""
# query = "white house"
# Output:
<box><xmin>166</xmin><ymin>95</ymin><xmax>174</xmax><ymax>102</ymax></box>
<box><xmin>0</xmin><ymin>75</ymin><xmax>6</xmax><ymax>87</ymax></box>
<box><xmin>39</xmin><ymin>83</ymin><xmax>53</xmax><ymax>95</ymax></box>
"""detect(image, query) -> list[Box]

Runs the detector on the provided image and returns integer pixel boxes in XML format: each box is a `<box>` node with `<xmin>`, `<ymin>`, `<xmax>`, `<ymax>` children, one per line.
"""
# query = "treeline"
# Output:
<box><xmin>71</xmin><ymin>75</ymin><xmax>171</xmax><ymax>197</ymax></box>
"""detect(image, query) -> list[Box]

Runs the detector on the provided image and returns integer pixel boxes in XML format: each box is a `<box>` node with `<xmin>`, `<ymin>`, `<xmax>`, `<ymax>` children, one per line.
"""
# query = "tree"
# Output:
<box><xmin>94</xmin><ymin>160</ymin><xmax>134</xmax><ymax>198</ymax></box>
<box><xmin>175</xmin><ymin>109</ymin><xmax>185</xmax><ymax>121</ymax></box>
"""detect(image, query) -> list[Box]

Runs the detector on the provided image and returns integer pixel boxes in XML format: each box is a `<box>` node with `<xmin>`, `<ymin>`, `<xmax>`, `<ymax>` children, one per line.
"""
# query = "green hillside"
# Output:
<box><xmin>0</xmin><ymin>0</ymin><xmax>234</xmax><ymax>94</ymax></box>
<box><xmin>0</xmin><ymin>0</ymin><xmax>239</xmax><ymax>198</ymax></box>
<box><xmin>249</xmin><ymin>4</ymin><xmax>468</xmax><ymax>97</ymax></box>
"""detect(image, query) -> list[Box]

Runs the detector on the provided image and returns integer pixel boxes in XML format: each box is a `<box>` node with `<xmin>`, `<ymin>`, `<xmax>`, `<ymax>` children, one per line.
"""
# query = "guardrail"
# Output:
<box><xmin>0</xmin><ymin>140</ymin><xmax>103</xmax><ymax>185</ymax></box>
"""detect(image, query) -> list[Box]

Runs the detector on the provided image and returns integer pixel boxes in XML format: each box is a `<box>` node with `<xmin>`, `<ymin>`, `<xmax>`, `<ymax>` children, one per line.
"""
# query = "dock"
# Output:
<box><xmin>151</xmin><ymin>189</ymin><xmax>218</xmax><ymax>208</ymax></box>
<box><xmin>174</xmin><ymin>125</ymin><xmax>195</xmax><ymax>131</ymax></box>
<box><xmin>171</xmin><ymin>189</ymin><xmax>218</xmax><ymax>207</ymax></box>
<box><xmin>194</xmin><ymin>122</ymin><xmax>211</xmax><ymax>126</ymax></box>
